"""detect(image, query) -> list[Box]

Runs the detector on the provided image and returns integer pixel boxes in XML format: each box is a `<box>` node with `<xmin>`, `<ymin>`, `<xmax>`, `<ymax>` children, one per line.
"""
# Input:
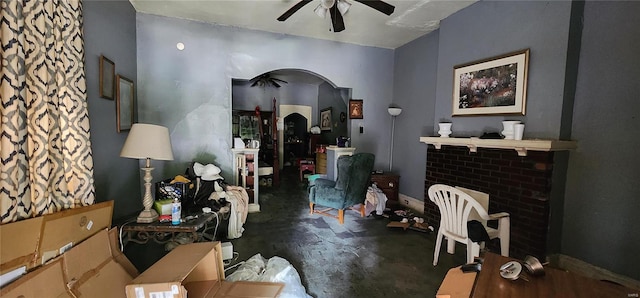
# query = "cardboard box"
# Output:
<box><xmin>0</xmin><ymin>201</ymin><xmax>114</xmax><ymax>288</ymax></box>
<box><xmin>126</xmin><ymin>242</ymin><xmax>284</xmax><ymax>298</ymax></box>
<box><xmin>0</xmin><ymin>216</ymin><xmax>43</xmax><ymax>277</ymax></box>
<box><xmin>39</xmin><ymin>201</ymin><xmax>114</xmax><ymax>265</ymax></box>
<box><xmin>0</xmin><ymin>258</ymin><xmax>72</xmax><ymax>298</ymax></box>
<box><xmin>62</xmin><ymin>229</ymin><xmax>135</xmax><ymax>297</ymax></box>
<box><xmin>436</xmin><ymin>266</ymin><xmax>477</xmax><ymax>298</ymax></box>
<box><xmin>0</xmin><ymin>227</ymin><xmax>136</xmax><ymax>298</ymax></box>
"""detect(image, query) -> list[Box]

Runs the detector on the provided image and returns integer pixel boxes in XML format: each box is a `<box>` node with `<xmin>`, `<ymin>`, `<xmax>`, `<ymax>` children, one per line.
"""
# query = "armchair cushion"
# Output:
<box><xmin>334</xmin><ymin>156</ymin><xmax>353</xmax><ymax>190</ymax></box>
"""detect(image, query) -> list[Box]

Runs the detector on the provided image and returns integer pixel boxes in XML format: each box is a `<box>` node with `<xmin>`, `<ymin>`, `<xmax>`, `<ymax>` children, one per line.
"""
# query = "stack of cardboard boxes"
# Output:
<box><xmin>0</xmin><ymin>201</ymin><xmax>283</xmax><ymax>298</ymax></box>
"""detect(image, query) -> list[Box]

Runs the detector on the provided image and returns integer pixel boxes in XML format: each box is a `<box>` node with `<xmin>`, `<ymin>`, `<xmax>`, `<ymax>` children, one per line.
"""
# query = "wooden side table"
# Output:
<box><xmin>121</xmin><ymin>211</ymin><xmax>219</xmax><ymax>245</ymax></box>
<box><xmin>370</xmin><ymin>173</ymin><xmax>400</xmax><ymax>202</ymax></box>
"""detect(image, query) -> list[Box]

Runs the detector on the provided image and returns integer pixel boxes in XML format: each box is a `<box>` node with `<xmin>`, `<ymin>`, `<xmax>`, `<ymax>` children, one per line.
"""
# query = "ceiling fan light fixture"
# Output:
<box><xmin>337</xmin><ymin>0</ymin><xmax>351</xmax><ymax>15</ymax></box>
<box><xmin>314</xmin><ymin>4</ymin><xmax>327</xmax><ymax>18</ymax></box>
<box><xmin>320</xmin><ymin>0</ymin><xmax>335</xmax><ymax>9</ymax></box>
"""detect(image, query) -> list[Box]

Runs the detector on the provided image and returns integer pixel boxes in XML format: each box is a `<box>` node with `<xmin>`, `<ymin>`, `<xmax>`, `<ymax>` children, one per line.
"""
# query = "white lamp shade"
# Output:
<box><xmin>120</xmin><ymin>123</ymin><xmax>174</xmax><ymax>161</ymax></box>
<box><xmin>388</xmin><ymin>107</ymin><xmax>403</xmax><ymax>116</ymax></box>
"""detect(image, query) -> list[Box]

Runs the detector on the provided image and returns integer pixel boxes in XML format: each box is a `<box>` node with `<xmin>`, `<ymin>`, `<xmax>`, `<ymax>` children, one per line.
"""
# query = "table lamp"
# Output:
<box><xmin>120</xmin><ymin>123</ymin><xmax>174</xmax><ymax>223</ymax></box>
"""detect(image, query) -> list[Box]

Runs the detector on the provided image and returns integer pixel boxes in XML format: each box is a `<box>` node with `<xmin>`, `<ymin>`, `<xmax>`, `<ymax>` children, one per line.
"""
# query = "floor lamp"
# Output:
<box><xmin>388</xmin><ymin>105</ymin><xmax>402</xmax><ymax>172</ymax></box>
<box><xmin>120</xmin><ymin>123</ymin><xmax>174</xmax><ymax>223</ymax></box>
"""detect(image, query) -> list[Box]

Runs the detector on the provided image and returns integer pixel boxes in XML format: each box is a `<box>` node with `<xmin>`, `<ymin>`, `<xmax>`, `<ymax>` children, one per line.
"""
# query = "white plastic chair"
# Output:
<box><xmin>428</xmin><ymin>184</ymin><xmax>510</xmax><ymax>266</ymax></box>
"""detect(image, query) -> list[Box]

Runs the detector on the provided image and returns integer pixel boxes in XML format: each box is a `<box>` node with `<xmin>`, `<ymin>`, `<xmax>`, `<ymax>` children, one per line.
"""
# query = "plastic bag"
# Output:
<box><xmin>226</xmin><ymin>254</ymin><xmax>311</xmax><ymax>298</ymax></box>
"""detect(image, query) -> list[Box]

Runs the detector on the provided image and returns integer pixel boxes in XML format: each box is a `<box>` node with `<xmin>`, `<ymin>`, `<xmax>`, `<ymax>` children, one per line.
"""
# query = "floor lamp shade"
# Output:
<box><xmin>120</xmin><ymin>123</ymin><xmax>174</xmax><ymax>223</ymax></box>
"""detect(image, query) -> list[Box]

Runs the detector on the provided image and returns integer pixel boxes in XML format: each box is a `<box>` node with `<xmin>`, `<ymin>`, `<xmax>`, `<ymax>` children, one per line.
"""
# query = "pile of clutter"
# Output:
<box><xmin>382</xmin><ymin>209</ymin><xmax>434</xmax><ymax>233</ymax></box>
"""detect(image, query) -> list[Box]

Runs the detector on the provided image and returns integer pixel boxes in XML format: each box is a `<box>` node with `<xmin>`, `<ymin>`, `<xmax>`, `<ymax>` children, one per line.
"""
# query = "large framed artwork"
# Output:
<box><xmin>453</xmin><ymin>49</ymin><xmax>529</xmax><ymax>116</ymax></box>
<box><xmin>99</xmin><ymin>55</ymin><xmax>115</xmax><ymax>100</ymax></box>
<box><xmin>116</xmin><ymin>75</ymin><xmax>134</xmax><ymax>132</ymax></box>
<box><xmin>320</xmin><ymin>108</ymin><xmax>332</xmax><ymax>131</ymax></box>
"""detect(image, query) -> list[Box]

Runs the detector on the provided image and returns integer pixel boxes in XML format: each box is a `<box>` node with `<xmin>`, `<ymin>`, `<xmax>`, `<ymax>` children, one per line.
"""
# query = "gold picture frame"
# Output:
<box><xmin>320</xmin><ymin>107</ymin><xmax>332</xmax><ymax>131</ymax></box>
<box><xmin>453</xmin><ymin>49</ymin><xmax>529</xmax><ymax>116</ymax></box>
<box><xmin>349</xmin><ymin>99</ymin><xmax>363</xmax><ymax>119</ymax></box>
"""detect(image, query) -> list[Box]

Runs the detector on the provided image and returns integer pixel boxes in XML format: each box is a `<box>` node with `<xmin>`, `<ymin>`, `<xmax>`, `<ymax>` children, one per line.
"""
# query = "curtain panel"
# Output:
<box><xmin>1</xmin><ymin>0</ymin><xmax>95</xmax><ymax>223</ymax></box>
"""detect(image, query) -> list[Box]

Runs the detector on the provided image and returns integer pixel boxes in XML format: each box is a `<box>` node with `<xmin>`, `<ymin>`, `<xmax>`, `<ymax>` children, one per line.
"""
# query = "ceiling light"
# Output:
<box><xmin>320</xmin><ymin>0</ymin><xmax>335</xmax><ymax>9</ymax></box>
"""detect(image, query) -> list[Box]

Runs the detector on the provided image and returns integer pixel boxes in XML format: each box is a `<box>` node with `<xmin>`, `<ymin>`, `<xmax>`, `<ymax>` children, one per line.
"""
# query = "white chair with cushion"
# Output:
<box><xmin>428</xmin><ymin>184</ymin><xmax>510</xmax><ymax>266</ymax></box>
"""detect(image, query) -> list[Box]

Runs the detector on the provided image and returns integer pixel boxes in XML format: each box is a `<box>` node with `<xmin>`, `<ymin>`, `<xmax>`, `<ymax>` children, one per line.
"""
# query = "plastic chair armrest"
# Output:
<box><xmin>489</xmin><ymin>212</ymin><xmax>510</xmax><ymax>220</ymax></box>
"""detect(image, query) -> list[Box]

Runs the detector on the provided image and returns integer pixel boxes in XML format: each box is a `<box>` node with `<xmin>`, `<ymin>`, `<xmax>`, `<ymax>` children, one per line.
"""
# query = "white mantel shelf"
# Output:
<box><xmin>419</xmin><ymin>137</ymin><xmax>577</xmax><ymax>156</ymax></box>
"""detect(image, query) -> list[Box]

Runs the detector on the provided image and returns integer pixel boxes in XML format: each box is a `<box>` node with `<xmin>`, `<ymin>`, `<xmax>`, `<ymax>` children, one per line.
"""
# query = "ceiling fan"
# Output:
<box><xmin>250</xmin><ymin>73</ymin><xmax>289</xmax><ymax>88</ymax></box>
<box><xmin>277</xmin><ymin>0</ymin><xmax>395</xmax><ymax>33</ymax></box>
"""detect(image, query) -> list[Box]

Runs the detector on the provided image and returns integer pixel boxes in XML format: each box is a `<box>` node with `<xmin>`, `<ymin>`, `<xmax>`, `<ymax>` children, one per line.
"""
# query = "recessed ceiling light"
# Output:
<box><xmin>176</xmin><ymin>42</ymin><xmax>185</xmax><ymax>51</ymax></box>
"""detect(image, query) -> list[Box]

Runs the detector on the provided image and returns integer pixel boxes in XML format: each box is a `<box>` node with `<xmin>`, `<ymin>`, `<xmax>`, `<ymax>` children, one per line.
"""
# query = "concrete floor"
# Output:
<box><xmin>125</xmin><ymin>168</ymin><xmax>467</xmax><ymax>297</ymax></box>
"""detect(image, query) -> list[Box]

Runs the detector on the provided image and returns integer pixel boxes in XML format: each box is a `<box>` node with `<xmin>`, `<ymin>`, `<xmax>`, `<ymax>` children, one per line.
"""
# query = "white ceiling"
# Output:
<box><xmin>129</xmin><ymin>0</ymin><xmax>477</xmax><ymax>49</ymax></box>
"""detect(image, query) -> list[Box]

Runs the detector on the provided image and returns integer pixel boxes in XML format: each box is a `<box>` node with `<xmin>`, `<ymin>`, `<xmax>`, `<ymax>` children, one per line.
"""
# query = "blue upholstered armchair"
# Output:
<box><xmin>309</xmin><ymin>153</ymin><xmax>375</xmax><ymax>224</ymax></box>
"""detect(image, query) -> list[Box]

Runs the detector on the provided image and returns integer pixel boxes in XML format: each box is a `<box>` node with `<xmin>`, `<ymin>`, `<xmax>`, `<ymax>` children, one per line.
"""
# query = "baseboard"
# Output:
<box><xmin>247</xmin><ymin>203</ymin><xmax>260</xmax><ymax>213</ymax></box>
<box><xmin>398</xmin><ymin>194</ymin><xmax>424</xmax><ymax>214</ymax></box>
<box><xmin>549</xmin><ymin>254</ymin><xmax>640</xmax><ymax>290</ymax></box>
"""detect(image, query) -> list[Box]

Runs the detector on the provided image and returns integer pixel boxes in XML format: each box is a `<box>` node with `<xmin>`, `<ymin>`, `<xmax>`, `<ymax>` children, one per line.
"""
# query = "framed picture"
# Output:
<box><xmin>320</xmin><ymin>107</ymin><xmax>332</xmax><ymax>131</ymax></box>
<box><xmin>453</xmin><ymin>49</ymin><xmax>529</xmax><ymax>116</ymax></box>
<box><xmin>349</xmin><ymin>99</ymin><xmax>363</xmax><ymax>119</ymax></box>
<box><xmin>116</xmin><ymin>75</ymin><xmax>134</xmax><ymax>132</ymax></box>
<box><xmin>99</xmin><ymin>55</ymin><xmax>115</xmax><ymax>99</ymax></box>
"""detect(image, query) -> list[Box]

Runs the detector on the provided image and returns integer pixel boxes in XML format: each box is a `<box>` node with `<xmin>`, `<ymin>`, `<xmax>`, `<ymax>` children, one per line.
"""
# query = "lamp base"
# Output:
<box><xmin>137</xmin><ymin>208</ymin><xmax>159</xmax><ymax>223</ymax></box>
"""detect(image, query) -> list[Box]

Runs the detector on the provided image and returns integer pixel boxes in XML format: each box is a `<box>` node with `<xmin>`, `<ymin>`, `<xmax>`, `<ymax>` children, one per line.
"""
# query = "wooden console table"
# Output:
<box><xmin>122</xmin><ymin>211</ymin><xmax>220</xmax><ymax>245</ymax></box>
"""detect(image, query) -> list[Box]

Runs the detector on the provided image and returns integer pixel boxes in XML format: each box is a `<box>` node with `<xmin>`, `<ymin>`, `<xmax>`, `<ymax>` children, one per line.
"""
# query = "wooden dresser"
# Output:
<box><xmin>315</xmin><ymin>152</ymin><xmax>327</xmax><ymax>174</ymax></box>
<box><xmin>370</xmin><ymin>172</ymin><xmax>400</xmax><ymax>202</ymax></box>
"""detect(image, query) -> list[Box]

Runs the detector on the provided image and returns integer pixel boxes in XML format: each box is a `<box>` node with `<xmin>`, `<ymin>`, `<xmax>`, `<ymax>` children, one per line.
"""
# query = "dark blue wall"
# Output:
<box><xmin>84</xmin><ymin>0</ymin><xmax>139</xmax><ymax>221</ymax></box>
<box><xmin>563</xmin><ymin>1</ymin><xmax>640</xmax><ymax>280</ymax></box>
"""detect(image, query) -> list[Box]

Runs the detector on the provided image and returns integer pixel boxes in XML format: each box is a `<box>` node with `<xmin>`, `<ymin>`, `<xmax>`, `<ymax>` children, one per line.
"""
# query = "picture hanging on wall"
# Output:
<box><xmin>99</xmin><ymin>55</ymin><xmax>115</xmax><ymax>99</ymax></box>
<box><xmin>116</xmin><ymin>75</ymin><xmax>134</xmax><ymax>132</ymax></box>
<box><xmin>320</xmin><ymin>108</ymin><xmax>332</xmax><ymax>131</ymax></box>
<box><xmin>453</xmin><ymin>49</ymin><xmax>529</xmax><ymax>116</ymax></box>
<box><xmin>349</xmin><ymin>99</ymin><xmax>363</xmax><ymax>119</ymax></box>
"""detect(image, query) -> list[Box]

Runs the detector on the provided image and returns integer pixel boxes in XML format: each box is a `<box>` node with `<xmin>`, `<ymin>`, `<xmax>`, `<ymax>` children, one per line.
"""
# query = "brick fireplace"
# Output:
<box><xmin>423</xmin><ymin>144</ymin><xmax>556</xmax><ymax>260</ymax></box>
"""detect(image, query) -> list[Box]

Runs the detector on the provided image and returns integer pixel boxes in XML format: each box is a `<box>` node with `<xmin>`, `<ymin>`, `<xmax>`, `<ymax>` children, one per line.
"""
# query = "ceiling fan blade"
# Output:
<box><xmin>353</xmin><ymin>0</ymin><xmax>395</xmax><ymax>16</ymax></box>
<box><xmin>271</xmin><ymin>78</ymin><xmax>288</xmax><ymax>84</ymax></box>
<box><xmin>271</xmin><ymin>80</ymin><xmax>282</xmax><ymax>88</ymax></box>
<box><xmin>277</xmin><ymin>0</ymin><xmax>313</xmax><ymax>21</ymax></box>
<box><xmin>330</xmin><ymin>4</ymin><xmax>345</xmax><ymax>32</ymax></box>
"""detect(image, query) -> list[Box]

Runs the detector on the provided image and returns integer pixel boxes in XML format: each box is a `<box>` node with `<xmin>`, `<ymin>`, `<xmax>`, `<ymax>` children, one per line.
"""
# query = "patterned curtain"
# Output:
<box><xmin>1</xmin><ymin>0</ymin><xmax>95</xmax><ymax>223</ymax></box>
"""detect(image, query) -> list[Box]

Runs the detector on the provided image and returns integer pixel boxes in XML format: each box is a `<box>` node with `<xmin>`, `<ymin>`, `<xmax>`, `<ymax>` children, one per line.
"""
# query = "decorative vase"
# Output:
<box><xmin>514</xmin><ymin>124</ymin><xmax>525</xmax><ymax>140</ymax></box>
<box><xmin>438</xmin><ymin>123</ymin><xmax>452</xmax><ymax>138</ymax></box>
<box><xmin>501</xmin><ymin>121</ymin><xmax>521</xmax><ymax>139</ymax></box>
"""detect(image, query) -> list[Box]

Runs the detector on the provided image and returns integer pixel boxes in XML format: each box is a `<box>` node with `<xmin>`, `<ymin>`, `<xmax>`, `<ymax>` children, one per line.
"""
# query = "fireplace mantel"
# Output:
<box><xmin>419</xmin><ymin>137</ymin><xmax>577</xmax><ymax>156</ymax></box>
